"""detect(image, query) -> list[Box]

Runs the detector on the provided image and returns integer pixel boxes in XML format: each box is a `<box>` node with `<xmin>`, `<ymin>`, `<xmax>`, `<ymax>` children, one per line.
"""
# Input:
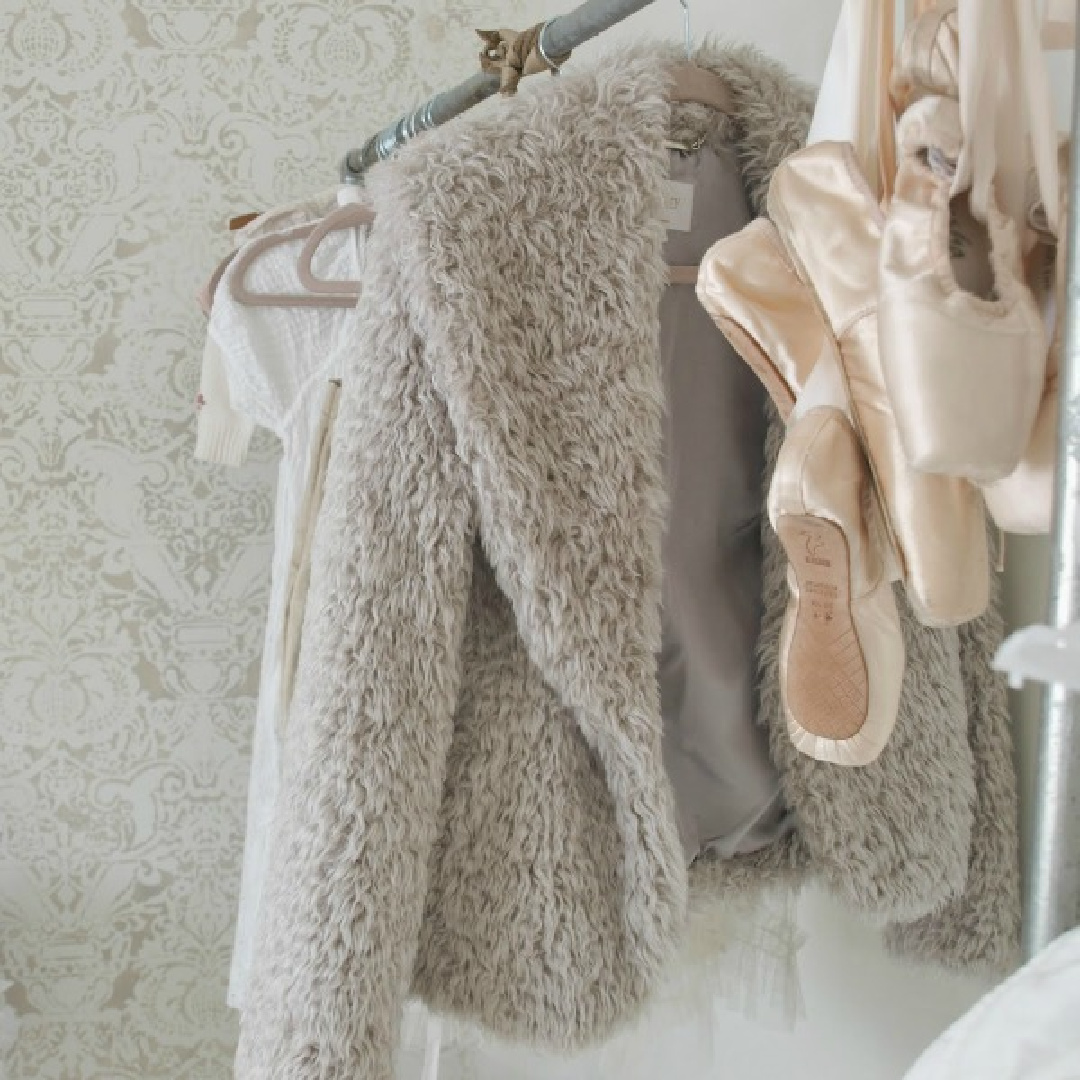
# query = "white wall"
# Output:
<box><xmin>590</xmin><ymin>0</ymin><xmax>844</xmax><ymax>82</ymax></box>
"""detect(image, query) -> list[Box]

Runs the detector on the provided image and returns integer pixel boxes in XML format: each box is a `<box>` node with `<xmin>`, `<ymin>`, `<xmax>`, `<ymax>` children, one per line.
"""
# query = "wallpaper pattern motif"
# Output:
<box><xmin>0</xmin><ymin>3</ymin><xmax>534</xmax><ymax>1076</ymax></box>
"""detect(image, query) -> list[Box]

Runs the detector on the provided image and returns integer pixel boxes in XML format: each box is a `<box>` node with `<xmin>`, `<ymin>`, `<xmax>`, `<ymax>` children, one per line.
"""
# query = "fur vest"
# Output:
<box><xmin>235</xmin><ymin>43</ymin><xmax>1018</xmax><ymax>1080</ymax></box>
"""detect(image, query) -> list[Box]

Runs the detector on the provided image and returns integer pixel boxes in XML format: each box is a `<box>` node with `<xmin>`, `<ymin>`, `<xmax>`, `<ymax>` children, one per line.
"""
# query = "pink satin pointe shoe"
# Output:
<box><xmin>769</xmin><ymin>407</ymin><xmax>904</xmax><ymax>766</ymax></box>
<box><xmin>879</xmin><ymin>94</ymin><xmax>1046</xmax><ymax>482</ymax></box>
<box><xmin>695</xmin><ymin>218</ymin><xmax>826</xmax><ymax>421</ymax></box>
<box><xmin>981</xmin><ymin>365</ymin><xmax>1059</xmax><ymax>534</ymax></box>
<box><xmin>982</xmin><ymin>150</ymin><xmax>1068</xmax><ymax>533</ymax></box>
<box><xmin>767</xmin><ymin>143</ymin><xmax>989</xmax><ymax>627</ymax></box>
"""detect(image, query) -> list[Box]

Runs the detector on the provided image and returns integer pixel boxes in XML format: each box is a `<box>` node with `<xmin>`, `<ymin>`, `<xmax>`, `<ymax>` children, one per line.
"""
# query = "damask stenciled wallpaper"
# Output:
<box><xmin>0</xmin><ymin>3</ymin><xmax>540</xmax><ymax>1077</ymax></box>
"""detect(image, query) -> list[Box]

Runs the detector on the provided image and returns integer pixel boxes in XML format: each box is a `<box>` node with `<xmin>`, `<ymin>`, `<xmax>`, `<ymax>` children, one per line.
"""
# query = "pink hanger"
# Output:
<box><xmin>227</xmin><ymin>203</ymin><xmax>374</xmax><ymax>308</ymax></box>
<box><xmin>201</xmin><ymin>203</ymin><xmax>357</xmax><ymax>313</ymax></box>
<box><xmin>197</xmin><ymin>249</ymin><xmax>237</xmax><ymax>315</ymax></box>
<box><xmin>228</xmin><ymin>210</ymin><xmax>368</xmax><ymax>309</ymax></box>
<box><xmin>228</xmin><ymin>222</ymin><xmax>347</xmax><ymax>307</ymax></box>
<box><xmin>296</xmin><ymin>202</ymin><xmax>374</xmax><ymax>296</ymax></box>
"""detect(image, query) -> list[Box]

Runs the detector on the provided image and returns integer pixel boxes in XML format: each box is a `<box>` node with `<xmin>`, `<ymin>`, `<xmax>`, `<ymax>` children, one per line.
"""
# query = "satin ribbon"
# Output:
<box><xmin>954</xmin><ymin>0</ymin><xmax>1062</xmax><ymax>237</ymax></box>
<box><xmin>850</xmin><ymin>0</ymin><xmax>899</xmax><ymax>201</ymax></box>
<box><xmin>907</xmin><ymin>0</ymin><xmax>941</xmax><ymax>19</ymax></box>
<box><xmin>477</xmin><ymin>24</ymin><xmax>570</xmax><ymax>95</ymax></box>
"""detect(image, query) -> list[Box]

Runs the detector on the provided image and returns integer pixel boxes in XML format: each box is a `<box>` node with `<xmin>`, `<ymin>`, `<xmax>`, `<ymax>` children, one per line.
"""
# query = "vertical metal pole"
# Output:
<box><xmin>1024</xmin><ymin>2</ymin><xmax>1080</xmax><ymax>959</ymax></box>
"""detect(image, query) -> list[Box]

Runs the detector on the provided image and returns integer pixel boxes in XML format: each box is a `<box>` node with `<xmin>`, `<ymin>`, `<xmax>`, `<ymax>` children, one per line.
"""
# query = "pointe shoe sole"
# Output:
<box><xmin>777</xmin><ymin>515</ymin><xmax>869</xmax><ymax>746</ymax></box>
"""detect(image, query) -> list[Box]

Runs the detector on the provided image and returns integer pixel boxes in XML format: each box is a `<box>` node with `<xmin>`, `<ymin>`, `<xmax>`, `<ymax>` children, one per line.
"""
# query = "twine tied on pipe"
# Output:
<box><xmin>477</xmin><ymin>23</ymin><xmax>571</xmax><ymax>95</ymax></box>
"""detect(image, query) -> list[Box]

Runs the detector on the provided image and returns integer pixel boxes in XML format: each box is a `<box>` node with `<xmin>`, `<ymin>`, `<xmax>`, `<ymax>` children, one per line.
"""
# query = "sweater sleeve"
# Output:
<box><xmin>194</xmin><ymin>334</ymin><xmax>255</xmax><ymax>466</ymax></box>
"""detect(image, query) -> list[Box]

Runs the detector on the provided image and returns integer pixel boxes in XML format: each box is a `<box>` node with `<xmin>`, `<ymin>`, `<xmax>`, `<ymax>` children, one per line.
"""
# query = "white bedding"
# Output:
<box><xmin>905</xmin><ymin>927</ymin><xmax>1080</xmax><ymax>1079</ymax></box>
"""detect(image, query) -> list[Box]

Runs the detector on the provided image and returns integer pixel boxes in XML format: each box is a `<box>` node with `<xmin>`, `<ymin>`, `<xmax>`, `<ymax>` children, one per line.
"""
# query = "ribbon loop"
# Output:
<box><xmin>478</xmin><ymin>23</ymin><xmax>571</xmax><ymax>96</ymax></box>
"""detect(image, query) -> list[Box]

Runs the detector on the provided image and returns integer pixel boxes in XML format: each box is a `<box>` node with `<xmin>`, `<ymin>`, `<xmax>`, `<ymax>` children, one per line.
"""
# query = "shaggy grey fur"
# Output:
<box><xmin>744</xmin><ymin>411</ymin><xmax>975</xmax><ymax>924</ymax></box>
<box><xmin>235</xmin><ymin>44</ymin><xmax>1019</xmax><ymax>1080</ymax></box>
<box><xmin>884</xmin><ymin>550</ymin><xmax>1021</xmax><ymax>970</ymax></box>
<box><xmin>669</xmin><ymin>45</ymin><xmax>1018</xmax><ymax>959</ymax></box>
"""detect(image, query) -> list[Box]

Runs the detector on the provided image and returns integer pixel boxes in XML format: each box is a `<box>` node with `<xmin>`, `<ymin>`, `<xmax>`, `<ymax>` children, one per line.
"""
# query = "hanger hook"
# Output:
<box><xmin>679</xmin><ymin>0</ymin><xmax>692</xmax><ymax>60</ymax></box>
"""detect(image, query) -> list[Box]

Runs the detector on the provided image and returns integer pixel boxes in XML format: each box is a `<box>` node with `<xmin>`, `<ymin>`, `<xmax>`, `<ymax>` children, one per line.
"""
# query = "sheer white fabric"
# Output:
<box><xmin>203</xmin><ymin>204</ymin><xmax>365</xmax><ymax>1008</ymax></box>
<box><xmin>954</xmin><ymin>0</ymin><xmax>1060</xmax><ymax>236</ymax></box>
<box><xmin>807</xmin><ymin>1</ymin><xmax>905</xmax><ymax>196</ymax></box>
<box><xmin>806</xmin><ymin>4</ymin><xmax>857</xmax><ymax>147</ymax></box>
<box><xmin>396</xmin><ymin>883</ymin><xmax>803</xmax><ymax>1080</ymax></box>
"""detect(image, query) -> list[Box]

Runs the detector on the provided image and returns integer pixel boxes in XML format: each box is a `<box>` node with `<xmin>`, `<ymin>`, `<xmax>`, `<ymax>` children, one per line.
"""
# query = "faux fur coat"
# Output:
<box><xmin>235</xmin><ymin>43</ymin><xmax>1019</xmax><ymax>1080</ymax></box>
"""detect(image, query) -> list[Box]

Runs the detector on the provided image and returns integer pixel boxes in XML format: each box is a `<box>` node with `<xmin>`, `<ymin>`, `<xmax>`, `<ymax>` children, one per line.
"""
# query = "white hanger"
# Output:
<box><xmin>664</xmin><ymin>0</ymin><xmax>723</xmax><ymax>287</ymax></box>
<box><xmin>228</xmin><ymin>204</ymin><xmax>373</xmax><ymax>309</ymax></box>
<box><xmin>668</xmin><ymin>0</ymin><xmax>733</xmax><ymax>114</ymax></box>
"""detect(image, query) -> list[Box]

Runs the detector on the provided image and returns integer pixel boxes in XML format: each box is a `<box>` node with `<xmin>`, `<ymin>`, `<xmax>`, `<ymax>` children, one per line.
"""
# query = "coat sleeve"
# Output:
<box><xmin>234</xmin><ymin>222</ymin><xmax>477</xmax><ymax>1080</ymax></box>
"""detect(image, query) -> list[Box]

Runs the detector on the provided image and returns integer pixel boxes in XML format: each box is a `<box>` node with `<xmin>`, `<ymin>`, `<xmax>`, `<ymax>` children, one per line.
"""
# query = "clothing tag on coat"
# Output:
<box><xmin>662</xmin><ymin>180</ymin><xmax>695</xmax><ymax>232</ymax></box>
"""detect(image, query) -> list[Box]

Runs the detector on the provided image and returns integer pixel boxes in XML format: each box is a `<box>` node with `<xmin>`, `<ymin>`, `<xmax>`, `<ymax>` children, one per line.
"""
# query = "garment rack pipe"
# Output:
<box><xmin>1025</xmin><ymin>0</ymin><xmax>1080</xmax><ymax>959</ymax></box>
<box><xmin>340</xmin><ymin>0</ymin><xmax>657</xmax><ymax>182</ymax></box>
